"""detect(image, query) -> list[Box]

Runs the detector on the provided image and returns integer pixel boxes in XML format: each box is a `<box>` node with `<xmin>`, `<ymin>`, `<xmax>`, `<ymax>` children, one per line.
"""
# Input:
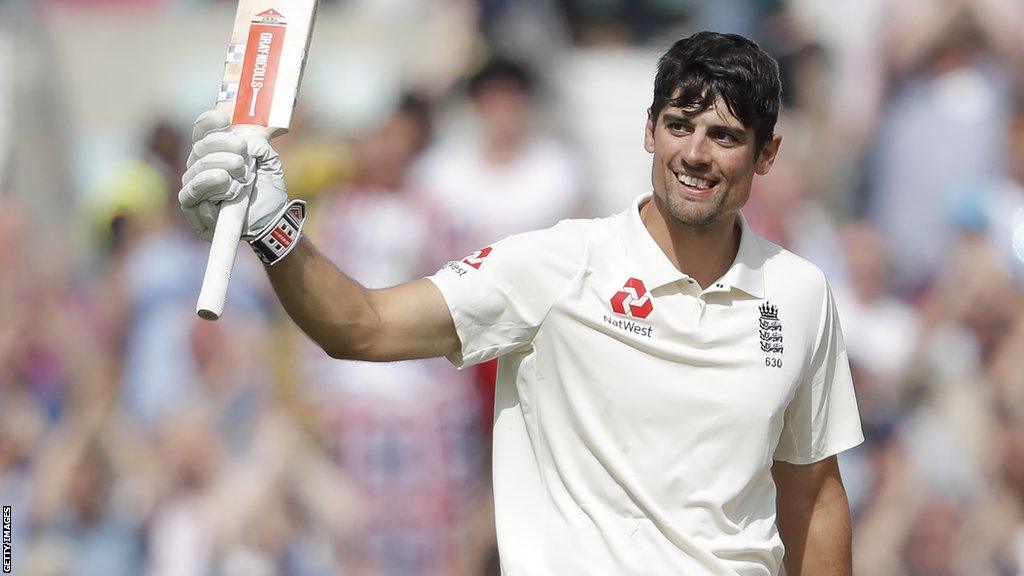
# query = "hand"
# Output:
<box><xmin>178</xmin><ymin>110</ymin><xmax>289</xmax><ymax>241</ymax></box>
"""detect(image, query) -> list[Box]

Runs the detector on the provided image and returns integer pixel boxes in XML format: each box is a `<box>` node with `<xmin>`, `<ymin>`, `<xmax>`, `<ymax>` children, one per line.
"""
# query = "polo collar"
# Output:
<box><xmin>718</xmin><ymin>212</ymin><xmax>765</xmax><ymax>298</ymax></box>
<box><xmin>618</xmin><ymin>193</ymin><xmax>765</xmax><ymax>297</ymax></box>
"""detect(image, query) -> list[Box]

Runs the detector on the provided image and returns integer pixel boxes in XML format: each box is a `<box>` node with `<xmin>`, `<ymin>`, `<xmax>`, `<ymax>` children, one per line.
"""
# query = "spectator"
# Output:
<box><xmin>415</xmin><ymin>57</ymin><xmax>587</xmax><ymax>257</ymax></box>
<box><xmin>866</xmin><ymin>0</ymin><xmax>1023</xmax><ymax>294</ymax></box>
<box><xmin>111</xmin><ymin>121</ymin><xmax>270</xmax><ymax>432</ymax></box>
<box><xmin>303</xmin><ymin>95</ymin><xmax>485</xmax><ymax>576</ymax></box>
<box><xmin>29</xmin><ymin>408</ymin><xmax>152</xmax><ymax>576</ymax></box>
<box><xmin>947</xmin><ymin>93</ymin><xmax>1024</xmax><ymax>289</ymax></box>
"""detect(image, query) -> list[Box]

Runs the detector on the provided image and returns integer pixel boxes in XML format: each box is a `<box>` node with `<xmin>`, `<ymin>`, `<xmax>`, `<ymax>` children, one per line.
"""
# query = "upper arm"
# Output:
<box><xmin>267</xmin><ymin>239</ymin><xmax>461</xmax><ymax>364</ymax></box>
<box><xmin>362</xmin><ymin>278</ymin><xmax>461</xmax><ymax>362</ymax></box>
<box><xmin>772</xmin><ymin>456</ymin><xmax>845</xmax><ymax>516</ymax></box>
<box><xmin>773</xmin><ymin>456</ymin><xmax>853</xmax><ymax>575</ymax></box>
<box><xmin>336</xmin><ymin>220</ymin><xmax>585</xmax><ymax>366</ymax></box>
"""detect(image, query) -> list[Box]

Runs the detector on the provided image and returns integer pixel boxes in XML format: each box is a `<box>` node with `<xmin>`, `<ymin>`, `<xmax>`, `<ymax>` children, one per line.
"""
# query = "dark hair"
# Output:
<box><xmin>397</xmin><ymin>92</ymin><xmax>432</xmax><ymax>129</ymax></box>
<box><xmin>395</xmin><ymin>92</ymin><xmax>434</xmax><ymax>153</ymax></box>
<box><xmin>650</xmin><ymin>31</ymin><xmax>782</xmax><ymax>152</ymax></box>
<box><xmin>468</xmin><ymin>57</ymin><xmax>534</xmax><ymax>97</ymax></box>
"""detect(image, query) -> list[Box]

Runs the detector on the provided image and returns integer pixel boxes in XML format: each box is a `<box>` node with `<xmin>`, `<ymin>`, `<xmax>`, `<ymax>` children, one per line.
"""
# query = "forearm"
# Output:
<box><xmin>264</xmin><ymin>238</ymin><xmax>381</xmax><ymax>359</ymax></box>
<box><xmin>778</xmin><ymin>480</ymin><xmax>853</xmax><ymax>576</ymax></box>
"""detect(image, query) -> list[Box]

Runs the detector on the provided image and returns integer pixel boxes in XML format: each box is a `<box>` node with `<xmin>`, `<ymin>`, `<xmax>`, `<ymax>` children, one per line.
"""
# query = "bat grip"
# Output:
<box><xmin>196</xmin><ymin>180</ymin><xmax>253</xmax><ymax>321</ymax></box>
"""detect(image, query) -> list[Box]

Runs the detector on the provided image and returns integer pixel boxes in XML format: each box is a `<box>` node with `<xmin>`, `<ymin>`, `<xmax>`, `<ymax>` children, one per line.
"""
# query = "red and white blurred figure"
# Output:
<box><xmin>302</xmin><ymin>95</ymin><xmax>484</xmax><ymax>576</ymax></box>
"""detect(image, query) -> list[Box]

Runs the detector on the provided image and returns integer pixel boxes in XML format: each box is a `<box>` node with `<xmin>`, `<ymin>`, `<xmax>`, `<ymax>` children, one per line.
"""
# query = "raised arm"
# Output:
<box><xmin>179</xmin><ymin>110</ymin><xmax>460</xmax><ymax>362</ymax></box>
<box><xmin>266</xmin><ymin>238</ymin><xmax>459</xmax><ymax>361</ymax></box>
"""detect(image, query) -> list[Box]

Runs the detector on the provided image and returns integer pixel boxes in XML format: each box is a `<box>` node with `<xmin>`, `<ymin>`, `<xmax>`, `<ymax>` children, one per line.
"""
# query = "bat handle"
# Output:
<box><xmin>196</xmin><ymin>179</ymin><xmax>253</xmax><ymax>321</ymax></box>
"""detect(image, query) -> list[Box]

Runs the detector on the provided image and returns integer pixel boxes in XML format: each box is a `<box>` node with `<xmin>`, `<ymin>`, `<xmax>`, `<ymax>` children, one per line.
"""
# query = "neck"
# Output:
<box><xmin>640</xmin><ymin>195</ymin><xmax>742</xmax><ymax>289</ymax></box>
<box><xmin>482</xmin><ymin>130</ymin><xmax>526</xmax><ymax>166</ymax></box>
<box><xmin>484</xmin><ymin>142</ymin><xmax>517</xmax><ymax>165</ymax></box>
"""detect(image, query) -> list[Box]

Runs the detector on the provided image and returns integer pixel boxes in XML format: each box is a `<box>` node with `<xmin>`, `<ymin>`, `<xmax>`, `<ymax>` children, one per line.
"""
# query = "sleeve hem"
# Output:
<box><xmin>426</xmin><ymin>273</ymin><xmax>468</xmax><ymax>368</ymax></box>
<box><xmin>772</xmin><ymin>432</ymin><xmax>865</xmax><ymax>465</ymax></box>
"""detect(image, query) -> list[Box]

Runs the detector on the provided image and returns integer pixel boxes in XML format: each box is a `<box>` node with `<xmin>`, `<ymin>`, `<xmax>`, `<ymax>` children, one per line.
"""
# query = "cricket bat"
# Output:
<box><xmin>196</xmin><ymin>0</ymin><xmax>319</xmax><ymax>321</ymax></box>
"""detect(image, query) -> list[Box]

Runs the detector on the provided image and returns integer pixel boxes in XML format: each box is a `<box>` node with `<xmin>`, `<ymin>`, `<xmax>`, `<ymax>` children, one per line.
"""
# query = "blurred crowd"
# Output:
<box><xmin>6</xmin><ymin>0</ymin><xmax>1024</xmax><ymax>575</ymax></box>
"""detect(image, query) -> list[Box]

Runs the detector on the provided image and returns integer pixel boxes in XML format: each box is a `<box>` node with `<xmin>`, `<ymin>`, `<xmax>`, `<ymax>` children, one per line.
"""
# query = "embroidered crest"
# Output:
<box><xmin>758</xmin><ymin>301</ymin><xmax>784</xmax><ymax>358</ymax></box>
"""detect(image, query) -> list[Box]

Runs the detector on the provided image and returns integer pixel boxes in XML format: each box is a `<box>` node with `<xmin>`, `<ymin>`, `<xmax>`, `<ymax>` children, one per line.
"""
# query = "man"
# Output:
<box><xmin>179</xmin><ymin>31</ymin><xmax>863</xmax><ymax>576</ymax></box>
<box><xmin>414</xmin><ymin>57</ymin><xmax>586</xmax><ymax>256</ymax></box>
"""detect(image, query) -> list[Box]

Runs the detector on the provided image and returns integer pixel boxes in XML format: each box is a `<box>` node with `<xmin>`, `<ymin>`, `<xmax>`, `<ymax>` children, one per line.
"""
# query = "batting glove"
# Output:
<box><xmin>179</xmin><ymin>109</ymin><xmax>306</xmax><ymax>264</ymax></box>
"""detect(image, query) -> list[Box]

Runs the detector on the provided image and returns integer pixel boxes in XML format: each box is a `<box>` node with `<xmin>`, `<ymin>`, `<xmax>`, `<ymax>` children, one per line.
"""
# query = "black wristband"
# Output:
<box><xmin>248</xmin><ymin>199</ymin><xmax>307</xmax><ymax>265</ymax></box>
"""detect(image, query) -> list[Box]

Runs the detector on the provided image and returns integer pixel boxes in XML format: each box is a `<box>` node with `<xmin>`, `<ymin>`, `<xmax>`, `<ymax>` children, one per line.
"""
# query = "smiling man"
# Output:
<box><xmin>179</xmin><ymin>31</ymin><xmax>863</xmax><ymax>576</ymax></box>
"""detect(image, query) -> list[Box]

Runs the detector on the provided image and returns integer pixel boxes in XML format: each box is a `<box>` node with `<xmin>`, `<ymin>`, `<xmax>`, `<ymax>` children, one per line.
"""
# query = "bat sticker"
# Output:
<box><xmin>233</xmin><ymin>8</ymin><xmax>287</xmax><ymax>126</ymax></box>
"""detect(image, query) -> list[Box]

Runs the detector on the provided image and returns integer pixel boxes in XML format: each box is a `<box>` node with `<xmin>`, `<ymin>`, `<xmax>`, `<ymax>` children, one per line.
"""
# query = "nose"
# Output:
<box><xmin>681</xmin><ymin>130</ymin><xmax>712</xmax><ymax>168</ymax></box>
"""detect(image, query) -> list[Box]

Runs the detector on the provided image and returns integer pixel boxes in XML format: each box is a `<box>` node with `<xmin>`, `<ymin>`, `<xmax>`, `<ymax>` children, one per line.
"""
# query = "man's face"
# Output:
<box><xmin>474</xmin><ymin>79</ymin><xmax>530</xmax><ymax>145</ymax></box>
<box><xmin>644</xmin><ymin>94</ymin><xmax>780</xmax><ymax>228</ymax></box>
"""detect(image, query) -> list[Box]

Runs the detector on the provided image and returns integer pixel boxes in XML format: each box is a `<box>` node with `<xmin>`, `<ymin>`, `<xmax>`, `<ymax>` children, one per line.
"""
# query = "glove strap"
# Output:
<box><xmin>248</xmin><ymin>199</ymin><xmax>307</xmax><ymax>265</ymax></box>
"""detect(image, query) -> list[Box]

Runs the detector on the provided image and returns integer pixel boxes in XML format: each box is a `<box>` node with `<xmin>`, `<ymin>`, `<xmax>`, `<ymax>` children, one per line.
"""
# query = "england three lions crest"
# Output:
<box><xmin>758</xmin><ymin>301</ymin><xmax>784</xmax><ymax>358</ymax></box>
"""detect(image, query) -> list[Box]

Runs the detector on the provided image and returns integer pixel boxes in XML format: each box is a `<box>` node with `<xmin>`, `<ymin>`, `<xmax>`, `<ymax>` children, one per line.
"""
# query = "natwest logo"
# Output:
<box><xmin>610</xmin><ymin>277</ymin><xmax>653</xmax><ymax>319</ymax></box>
<box><xmin>461</xmin><ymin>247</ymin><xmax>492</xmax><ymax>269</ymax></box>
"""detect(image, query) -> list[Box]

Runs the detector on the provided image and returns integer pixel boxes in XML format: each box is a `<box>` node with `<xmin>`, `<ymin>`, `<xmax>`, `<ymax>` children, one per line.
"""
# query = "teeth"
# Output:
<box><xmin>677</xmin><ymin>173</ymin><xmax>714</xmax><ymax>189</ymax></box>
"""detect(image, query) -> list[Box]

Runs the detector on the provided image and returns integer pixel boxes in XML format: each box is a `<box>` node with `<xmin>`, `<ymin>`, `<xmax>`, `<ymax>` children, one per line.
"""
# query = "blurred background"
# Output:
<box><xmin>4</xmin><ymin>0</ymin><xmax>1024</xmax><ymax>574</ymax></box>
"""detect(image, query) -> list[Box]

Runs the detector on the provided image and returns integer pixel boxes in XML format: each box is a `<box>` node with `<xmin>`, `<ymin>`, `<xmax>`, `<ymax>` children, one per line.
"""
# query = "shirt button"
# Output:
<box><xmin>716</xmin><ymin>283</ymin><xmax>723</xmax><ymax>288</ymax></box>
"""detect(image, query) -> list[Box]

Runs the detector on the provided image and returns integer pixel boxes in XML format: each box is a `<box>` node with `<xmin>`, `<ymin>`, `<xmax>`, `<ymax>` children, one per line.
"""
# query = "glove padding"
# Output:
<box><xmin>179</xmin><ymin>110</ymin><xmax>289</xmax><ymax>242</ymax></box>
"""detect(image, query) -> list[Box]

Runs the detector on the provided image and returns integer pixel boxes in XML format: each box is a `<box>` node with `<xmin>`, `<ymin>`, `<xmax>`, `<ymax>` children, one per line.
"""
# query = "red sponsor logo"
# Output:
<box><xmin>610</xmin><ymin>277</ymin><xmax>653</xmax><ymax>319</ymax></box>
<box><xmin>232</xmin><ymin>20</ymin><xmax>286</xmax><ymax>126</ymax></box>
<box><xmin>270</xmin><ymin>226</ymin><xmax>292</xmax><ymax>248</ymax></box>
<box><xmin>461</xmin><ymin>247</ymin><xmax>492</xmax><ymax>269</ymax></box>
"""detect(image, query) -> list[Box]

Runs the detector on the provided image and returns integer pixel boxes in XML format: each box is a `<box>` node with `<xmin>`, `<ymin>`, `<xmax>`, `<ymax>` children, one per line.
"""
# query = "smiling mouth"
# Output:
<box><xmin>675</xmin><ymin>171</ymin><xmax>718</xmax><ymax>191</ymax></box>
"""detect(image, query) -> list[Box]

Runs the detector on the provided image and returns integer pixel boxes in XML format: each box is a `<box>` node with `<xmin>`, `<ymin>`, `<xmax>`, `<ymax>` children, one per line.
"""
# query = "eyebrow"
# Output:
<box><xmin>661</xmin><ymin>112</ymin><xmax>748</xmax><ymax>140</ymax></box>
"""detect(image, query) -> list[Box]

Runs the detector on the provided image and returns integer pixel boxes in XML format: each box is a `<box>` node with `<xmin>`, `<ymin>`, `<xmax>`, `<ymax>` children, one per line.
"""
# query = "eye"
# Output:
<box><xmin>712</xmin><ymin>130</ymin><xmax>736</xmax><ymax>143</ymax></box>
<box><xmin>667</xmin><ymin>121</ymin><xmax>689</xmax><ymax>134</ymax></box>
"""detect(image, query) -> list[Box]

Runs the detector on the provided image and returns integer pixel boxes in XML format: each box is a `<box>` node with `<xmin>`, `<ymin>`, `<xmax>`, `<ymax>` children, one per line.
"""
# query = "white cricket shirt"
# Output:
<box><xmin>427</xmin><ymin>193</ymin><xmax>864</xmax><ymax>576</ymax></box>
<box><xmin>414</xmin><ymin>135</ymin><xmax>585</xmax><ymax>255</ymax></box>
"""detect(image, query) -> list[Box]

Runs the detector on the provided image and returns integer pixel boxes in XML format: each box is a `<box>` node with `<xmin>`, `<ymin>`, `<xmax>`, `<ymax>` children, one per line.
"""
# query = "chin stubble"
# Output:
<box><xmin>665</xmin><ymin>178</ymin><xmax>726</xmax><ymax>230</ymax></box>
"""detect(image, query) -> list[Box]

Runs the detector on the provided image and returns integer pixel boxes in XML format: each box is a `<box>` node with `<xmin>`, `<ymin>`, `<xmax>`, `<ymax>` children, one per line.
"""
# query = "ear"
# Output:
<box><xmin>644</xmin><ymin>108</ymin><xmax>656</xmax><ymax>153</ymax></box>
<box><xmin>754</xmin><ymin>134</ymin><xmax>782</xmax><ymax>176</ymax></box>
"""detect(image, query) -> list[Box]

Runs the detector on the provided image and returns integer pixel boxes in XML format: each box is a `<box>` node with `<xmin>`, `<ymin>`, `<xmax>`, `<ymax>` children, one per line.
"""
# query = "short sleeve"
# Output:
<box><xmin>426</xmin><ymin>220</ymin><xmax>587</xmax><ymax>368</ymax></box>
<box><xmin>774</xmin><ymin>280</ymin><xmax>864</xmax><ymax>464</ymax></box>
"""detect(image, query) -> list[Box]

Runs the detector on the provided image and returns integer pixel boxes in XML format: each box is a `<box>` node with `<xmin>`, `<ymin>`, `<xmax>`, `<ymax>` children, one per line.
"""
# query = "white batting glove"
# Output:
<box><xmin>179</xmin><ymin>109</ymin><xmax>288</xmax><ymax>240</ymax></box>
<box><xmin>179</xmin><ymin>110</ymin><xmax>306</xmax><ymax>264</ymax></box>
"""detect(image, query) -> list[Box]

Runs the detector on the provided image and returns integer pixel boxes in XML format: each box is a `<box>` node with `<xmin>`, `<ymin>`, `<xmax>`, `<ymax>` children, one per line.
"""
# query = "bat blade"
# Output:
<box><xmin>197</xmin><ymin>0</ymin><xmax>319</xmax><ymax>321</ymax></box>
<box><xmin>222</xmin><ymin>0</ymin><xmax>318</xmax><ymax>133</ymax></box>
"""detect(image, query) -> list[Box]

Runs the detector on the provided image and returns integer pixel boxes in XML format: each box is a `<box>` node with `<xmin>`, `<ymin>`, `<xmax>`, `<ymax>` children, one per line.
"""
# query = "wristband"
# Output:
<box><xmin>248</xmin><ymin>199</ymin><xmax>307</xmax><ymax>265</ymax></box>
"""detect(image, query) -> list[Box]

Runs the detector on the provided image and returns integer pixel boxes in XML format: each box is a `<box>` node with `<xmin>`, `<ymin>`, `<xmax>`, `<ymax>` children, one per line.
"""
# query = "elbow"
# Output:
<box><xmin>307</xmin><ymin>300</ymin><xmax>384</xmax><ymax>361</ymax></box>
<box><xmin>318</xmin><ymin>323</ymin><xmax>380</xmax><ymax>362</ymax></box>
<box><xmin>324</xmin><ymin>343</ymin><xmax>380</xmax><ymax>362</ymax></box>
<box><xmin>321</xmin><ymin>338</ymin><xmax>373</xmax><ymax>361</ymax></box>
<box><xmin>322</xmin><ymin>342</ymin><xmax>349</xmax><ymax>360</ymax></box>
